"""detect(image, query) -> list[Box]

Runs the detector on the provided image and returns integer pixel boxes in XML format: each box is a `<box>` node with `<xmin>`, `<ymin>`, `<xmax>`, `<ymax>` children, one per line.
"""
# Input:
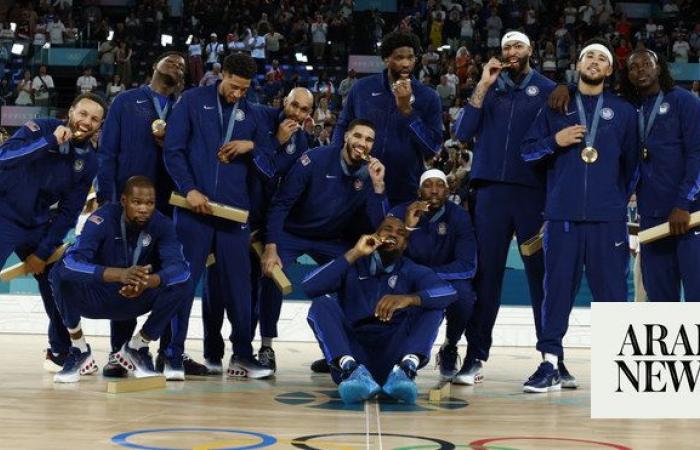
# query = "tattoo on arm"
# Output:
<box><xmin>469</xmin><ymin>83</ymin><xmax>488</xmax><ymax>108</ymax></box>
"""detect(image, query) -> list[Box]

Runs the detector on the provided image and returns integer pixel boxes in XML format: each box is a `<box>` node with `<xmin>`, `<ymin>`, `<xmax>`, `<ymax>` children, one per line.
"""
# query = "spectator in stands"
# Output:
<box><xmin>264</xmin><ymin>26</ymin><xmax>284</xmax><ymax>62</ymax></box>
<box><xmin>313</xmin><ymin>96</ymin><xmax>332</xmax><ymax>126</ymax></box>
<box><xmin>188</xmin><ymin>36</ymin><xmax>204</xmax><ymax>86</ymax></box>
<box><xmin>99</xmin><ymin>39</ymin><xmax>117</xmax><ymax>81</ymax></box>
<box><xmin>64</xmin><ymin>18</ymin><xmax>78</xmax><ymax>46</ymax></box>
<box><xmin>338</xmin><ymin>69</ymin><xmax>357</xmax><ymax>107</ymax></box>
<box><xmin>46</xmin><ymin>16</ymin><xmax>66</xmax><ymax>45</ymax></box>
<box><xmin>249</xmin><ymin>27</ymin><xmax>266</xmax><ymax>73</ymax></box>
<box><xmin>76</xmin><ymin>67</ymin><xmax>98</xmax><ymax>94</ymax></box>
<box><xmin>32</xmin><ymin>65</ymin><xmax>55</xmax><ymax>107</ymax></box>
<box><xmin>672</xmin><ymin>33</ymin><xmax>691</xmax><ymax>63</ymax></box>
<box><xmin>116</xmin><ymin>41</ymin><xmax>133</xmax><ymax>88</ymax></box>
<box><xmin>15</xmin><ymin>70</ymin><xmax>33</xmax><ymax>106</ymax></box>
<box><xmin>199</xmin><ymin>62</ymin><xmax>221</xmax><ymax>87</ymax></box>
<box><xmin>436</xmin><ymin>74</ymin><xmax>455</xmax><ymax>110</ymax></box>
<box><xmin>0</xmin><ymin>77</ymin><xmax>13</xmax><ymax>105</ymax></box>
<box><xmin>105</xmin><ymin>73</ymin><xmax>125</xmax><ymax>104</ymax></box>
<box><xmin>312</xmin><ymin>71</ymin><xmax>335</xmax><ymax>99</ymax></box>
<box><xmin>204</xmin><ymin>33</ymin><xmax>224</xmax><ymax>70</ymax></box>
<box><xmin>311</xmin><ymin>13</ymin><xmax>327</xmax><ymax>62</ymax></box>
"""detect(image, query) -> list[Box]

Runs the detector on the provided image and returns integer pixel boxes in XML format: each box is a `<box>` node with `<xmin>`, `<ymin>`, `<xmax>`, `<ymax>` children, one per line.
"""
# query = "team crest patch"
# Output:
<box><xmin>88</xmin><ymin>215</ymin><xmax>103</xmax><ymax>225</ymax></box>
<box><xmin>73</xmin><ymin>159</ymin><xmax>84</xmax><ymax>172</ymax></box>
<box><xmin>388</xmin><ymin>274</ymin><xmax>398</xmax><ymax>289</ymax></box>
<box><xmin>25</xmin><ymin>120</ymin><xmax>40</xmax><ymax>132</ymax></box>
<box><xmin>526</xmin><ymin>85</ymin><xmax>539</xmax><ymax>97</ymax></box>
<box><xmin>142</xmin><ymin>234</ymin><xmax>152</xmax><ymax>247</ymax></box>
<box><xmin>285</xmin><ymin>142</ymin><xmax>296</xmax><ymax>155</ymax></box>
<box><xmin>600</xmin><ymin>107</ymin><xmax>614</xmax><ymax>120</ymax></box>
<box><xmin>234</xmin><ymin>109</ymin><xmax>246</xmax><ymax>121</ymax></box>
<box><xmin>353</xmin><ymin>179</ymin><xmax>364</xmax><ymax>191</ymax></box>
<box><xmin>300</xmin><ymin>154</ymin><xmax>311</xmax><ymax>166</ymax></box>
<box><xmin>437</xmin><ymin>222</ymin><xmax>448</xmax><ymax>235</ymax></box>
<box><xmin>659</xmin><ymin>102</ymin><xmax>670</xmax><ymax>115</ymax></box>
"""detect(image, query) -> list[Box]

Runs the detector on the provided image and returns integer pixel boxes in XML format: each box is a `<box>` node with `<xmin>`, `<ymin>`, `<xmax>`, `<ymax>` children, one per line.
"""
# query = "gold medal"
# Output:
<box><xmin>151</xmin><ymin>119</ymin><xmax>167</xmax><ymax>138</ymax></box>
<box><xmin>581</xmin><ymin>146</ymin><xmax>598</xmax><ymax>164</ymax></box>
<box><xmin>642</xmin><ymin>147</ymin><xmax>649</xmax><ymax>160</ymax></box>
<box><xmin>73</xmin><ymin>130</ymin><xmax>84</xmax><ymax>139</ymax></box>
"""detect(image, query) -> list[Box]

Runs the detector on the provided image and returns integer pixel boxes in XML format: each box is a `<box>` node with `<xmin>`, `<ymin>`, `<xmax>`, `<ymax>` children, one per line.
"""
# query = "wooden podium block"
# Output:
<box><xmin>169</xmin><ymin>192</ymin><xmax>248</xmax><ymax>224</ymax></box>
<box><xmin>0</xmin><ymin>244</ymin><xmax>68</xmax><ymax>282</ymax></box>
<box><xmin>106</xmin><ymin>375</ymin><xmax>166</xmax><ymax>394</ymax></box>
<box><xmin>520</xmin><ymin>232</ymin><xmax>543</xmax><ymax>257</ymax></box>
<box><xmin>428</xmin><ymin>381</ymin><xmax>451</xmax><ymax>403</ymax></box>
<box><xmin>638</xmin><ymin>211</ymin><xmax>700</xmax><ymax>244</ymax></box>
<box><xmin>251</xmin><ymin>241</ymin><xmax>293</xmax><ymax>295</ymax></box>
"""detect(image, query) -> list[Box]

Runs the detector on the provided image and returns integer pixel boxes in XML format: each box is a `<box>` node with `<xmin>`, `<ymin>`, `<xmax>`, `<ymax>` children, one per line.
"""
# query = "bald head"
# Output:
<box><xmin>283</xmin><ymin>87</ymin><xmax>314</xmax><ymax>124</ymax></box>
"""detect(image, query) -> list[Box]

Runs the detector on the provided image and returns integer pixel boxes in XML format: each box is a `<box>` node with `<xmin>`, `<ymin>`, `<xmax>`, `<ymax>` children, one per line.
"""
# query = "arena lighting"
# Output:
<box><xmin>10</xmin><ymin>22</ymin><xmax>16</xmax><ymax>32</ymax></box>
<box><xmin>11</xmin><ymin>43</ymin><xmax>24</xmax><ymax>56</ymax></box>
<box><xmin>185</xmin><ymin>34</ymin><xmax>193</xmax><ymax>45</ymax></box>
<box><xmin>42</xmin><ymin>42</ymin><xmax>51</xmax><ymax>49</ymax></box>
<box><xmin>438</xmin><ymin>45</ymin><xmax>451</xmax><ymax>52</ymax></box>
<box><xmin>295</xmin><ymin>52</ymin><xmax>308</xmax><ymax>62</ymax></box>
<box><xmin>305</xmin><ymin>65</ymin><xmax>313</xmax><ymax>71</ymax></box>
<box><xmin>376</xmin><ymin>42</ymin><xmax>382</xmax><ymax>47</ymax></box>
<box><xmin>161</xmin><ymin>34</ymin><xmax>173</xmax><ymax>47</ymax></box>
<box><xmin>107</xmin><ymin>30</ymin><xmax>114</xmax><ymax>40</ymax></box>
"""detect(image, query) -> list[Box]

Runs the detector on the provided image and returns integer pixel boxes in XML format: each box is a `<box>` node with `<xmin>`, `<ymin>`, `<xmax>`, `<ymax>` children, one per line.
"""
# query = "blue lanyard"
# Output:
<box><xmin>370</xmin><ymin>252</ymin><xmax>395</xmax><ymax>276</ymax></box>
<box><xmin>428</xmin><ymin>205</ymin><xmax>446</xmax><ymax>224</ymax></box>
<box><xmin>148</xmin><ymin>87</ymin><xmax>170</xmax><ymax>120</ymax></box>
<box><xmin>497</xmin><ymin>69</ymin><xmax>534</xmax><ymax>91</ymax></box>
<box><xmin>216</xmin><ymin>95</ymin><xmax>238</xmax><ymax>146</ymax></box>
<box><xmin>638</xmin><ymin>91</ymin><xmax>664</xmax><ymax>146</ymax></box>
<box><xmin>575</xmin><ymin>92</ymin><xmax>604</xmax><ymax>149</ymax></box>
<box><xmin>120</xmin><ymin>213</ymin><xmax>145</xmax><ymax>267</ymax></box>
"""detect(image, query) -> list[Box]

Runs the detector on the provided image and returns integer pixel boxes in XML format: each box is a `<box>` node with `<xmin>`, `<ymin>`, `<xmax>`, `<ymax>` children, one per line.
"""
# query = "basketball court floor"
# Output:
<box><xmin>0</xmin><ymin>334</ymin><xmax>695</xmax><ymax>450</ymax></box>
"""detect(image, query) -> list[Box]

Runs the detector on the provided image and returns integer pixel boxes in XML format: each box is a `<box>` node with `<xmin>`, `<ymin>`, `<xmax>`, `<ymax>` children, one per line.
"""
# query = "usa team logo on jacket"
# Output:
<box><xmin>659</xmin><ymin>102</ymin><xmax>670</xmax><ymax>115</ymax></box>
<box><xmin>234</xmin><ymin>109</ymin><xmax>246</xmax><ymax>121</ymax></box>
<box><xmin>526</xmin><ymin>86</ymin><xmax>539</xmax><ymax>97</ymax></box>
<box><xmin>600</xmin><ymin>107</ymin><xmax>614</xmax><ymax>120</ymax></box>
<box><xmin>142</xmin><ymin>234</ymin><xmax>152</xmax><ymax>247</ymax></box>
<box><xmin>353</xmin><ymin>179</ymin><xmax>364</xmax><ymax>191</ymax></box>
<box><xmin>388</xmin><ymin>274</ymin><xmax>398</xmax><ymax>289</ymax></box>
<box><xmin>285</xmin><ymin>141</ymin><xmax>296</xmax><ymax>155</ymax></box>
<box><xmin>438</xmin><ymin>222</ymin><xmax>448</xmax><ymax>235</ymax></box>
<box><xmin>73</xmin><ymin>159</ymin><xmax>84</xmax><ymax>172</ymax></box>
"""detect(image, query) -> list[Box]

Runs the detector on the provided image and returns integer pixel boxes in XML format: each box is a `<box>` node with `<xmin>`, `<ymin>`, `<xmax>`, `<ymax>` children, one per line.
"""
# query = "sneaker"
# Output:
<box><xmin>115</xmin><ymin>344</ymin><xmax>159</xmax><ymax>378</ymax></box>
<box><xmin>183</xmin><ymin>354</ymin><xmax>209</xmax><ymax>376</ymax></box>
<box><xmin>382</xmin><ymin>364</ymin><xmax>418</xmax><ymax>404</ymax></box>
<box><xmin>227</xmin><ymin>355</ymin><xmax>274</xmax><ymax>379</ymax></box>
<box><xmin>102</xmin><ymin>352</ymin><xmax>128</xmax><ymax>378</ymax></box>
<box><xmin>338</xmin><ymin>364</ymin><xmax>380</xmax><ymax>404</ymax></box>
<box><xmin>155</xmin><ymin>352</ymin><xmax>165</xmax><ymax>373</ymax></box>
<box><xmin>162</xmin><ymin>355</ymin><xmax>185</xmax><ymax>381</ymax></box>
<box><xmin>53</xmin><ymin>345</ymin><xmax>98</xmax><ymax>383</ymax></box>
<box><xmin>44</xmin><ymin>349</ymin><xmax>68</xmax><ymax>373</ymax></box>
<box><xmin>558</xmin><ymin>361</ymin><xmax>578</xmax><ymax>389</ymax></box>
<box><xmin>523</xmin><ymin>362</ymin><xmax>561</xmax><ymax>393</ymax></box>
<box><xmin>258</xmin><ymin>346</ymin><xmax>277</xmax><ymax>372</ymax></box>
<box><xmin>205</xmin><ymin>359</ymin><xmax>223</xmax><ymax>375</ymax></box>
<box><xmin>311</xmin><ymin>358</ymin><xmax>330</xmax><ymax>373</ymax></box>
<box><xmin>436</xmin><ymin>345</ymin><xmax>459</xmax><ymax>381</ymax></box>
<box><xmin>453</xmin><ymin>359</ymin><xmax>483</xmax><ymax>385</ymax></box>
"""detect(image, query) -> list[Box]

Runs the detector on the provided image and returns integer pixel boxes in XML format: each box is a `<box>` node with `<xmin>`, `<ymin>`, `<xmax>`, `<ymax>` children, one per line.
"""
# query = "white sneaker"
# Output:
<box><xmin>453</xmin><ymin>359</ymin><xmax>483</xmax><ymax>385</ymax></box>
<box><xmin>227</xmin><ymin>355</ymin><xmax>273</xmax><ymax>379</ymax></box>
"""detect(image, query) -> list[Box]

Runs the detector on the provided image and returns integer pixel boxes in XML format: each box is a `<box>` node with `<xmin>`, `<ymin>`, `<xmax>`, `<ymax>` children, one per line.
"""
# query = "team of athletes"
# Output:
<box><xmin>1</xmin><ymin>28</ymin><xmax>698</xmax><ymax>403</ymax></box>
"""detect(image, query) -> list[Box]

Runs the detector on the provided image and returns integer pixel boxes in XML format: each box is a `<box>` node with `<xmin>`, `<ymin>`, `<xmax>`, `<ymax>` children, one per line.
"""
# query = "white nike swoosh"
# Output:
<box><xmin>566</xmin><ymin>111</ymin><xmax>576</xmax><ymax>116</ymax></box>
<box><xmin>694</xmin><ymin>230</ymin><xmax>700</xmax><ymax>236</ymax></box>
<box><xmin>325</xmin><ymin>174</ymin><xmax>337</xmax><ymax>179</ymax></box>
<box><xmin>358</xmin><ymin>276</ymin><xmax>369</xmax><ymax>280</ymax></box>
<box><xmin>136</xmin><ymin>99</ymin><xmax>148</xmax><ymax>104</ymax></box>
<box><xmin>371</xmin><ymin>92</ymin><xmax>383</xmax><ymax>96</ymax></box>
<box><xmin>615</xmin><ymin>241</ymin><xmax>624</xmax><ymax>247</ymax></box>
<box><xmin>204</xmin><ymin>105</ymin><xmax>215</xmax><ymax>110</ymax></box>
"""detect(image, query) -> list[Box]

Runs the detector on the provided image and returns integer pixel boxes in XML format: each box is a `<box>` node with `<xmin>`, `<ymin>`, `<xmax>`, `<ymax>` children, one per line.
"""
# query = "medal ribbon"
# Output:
<box><xmin>575</xmin><ymin>92</ymin><xmax>604</xmax><ymax>150</ymax></box>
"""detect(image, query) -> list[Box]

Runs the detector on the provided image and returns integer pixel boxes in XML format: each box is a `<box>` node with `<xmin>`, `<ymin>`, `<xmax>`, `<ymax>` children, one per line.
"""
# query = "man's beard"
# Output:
<box><xmin>157</xmin><ymin>70</ymin><xmax>180</xmax><ymax>87</ymax></box>
<box><xmin>506</xmin><ymin>55</ymin><xmax>530</xmax><ymax>78</ymax></box>
<box><xmin>377</xmin><ymin>246</ymin><xmax>402</xmax><ymax>265</ymax></box>
<box><xmin>390</xmin><ymin>67</ymin><xmax>412</xmax><ymax>81</ymax></box>
<box><xmin>580</xmin><ymin>72</ymin><xmax>605</xmax><ymax>86</ymax></box>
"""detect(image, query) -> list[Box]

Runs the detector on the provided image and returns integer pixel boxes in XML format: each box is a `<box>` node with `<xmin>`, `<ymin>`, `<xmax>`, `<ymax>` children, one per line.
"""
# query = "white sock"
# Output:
<box><xmin>261</xmin><ymin>337</ymin><xmax>273</xmax><ymax>348</ymax></box>
<box><xmin>401</xmin><ymin>354</ymin><xmax>420</xmax><ymax>369</ymax></box>
<box><xmin>71</xmin><ymin>335</ymin><xmax>88</xmax><ymax>353</ymax></box>
<box><xmin>339</xmin><ymin>355</ymin><xmax>356</xmax><ymax>370</ymax></box>
<box><xmin>128</xmin><ymin>333</ymin><xmax>150</xmax><ymax>350</ymax></box>
<box><xmin>544</xmin><ymin>353</ymin><xmax>558</xmax><ymax>366</ymax></box>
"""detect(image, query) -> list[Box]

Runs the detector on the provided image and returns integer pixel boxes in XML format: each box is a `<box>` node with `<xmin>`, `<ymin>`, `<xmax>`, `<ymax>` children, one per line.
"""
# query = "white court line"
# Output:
<box><xmin>364</xmin><ymin>400</ymin><xmax>370</xmax><ymax>450</ymax></box>
<box><xmin>375</xmin><ymin>400</ymin><xmax>383</xmax><ymax>450</ymax></box>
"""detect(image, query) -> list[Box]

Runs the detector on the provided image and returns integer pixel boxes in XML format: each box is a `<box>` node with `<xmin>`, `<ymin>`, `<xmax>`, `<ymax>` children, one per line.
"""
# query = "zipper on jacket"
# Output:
<box><xmin>583</xmin><ymin>161</ymin><xmax>588</xmax><ymax>221</ymax></box>
<box><xmin>501</xmin><ymin>94</ymin><xmax>515</xmax><ymax>180</ymax></box>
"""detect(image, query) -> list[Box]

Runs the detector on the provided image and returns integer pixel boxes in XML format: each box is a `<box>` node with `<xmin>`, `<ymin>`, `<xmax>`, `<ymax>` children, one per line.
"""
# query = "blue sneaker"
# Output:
<box><xmin>53</xmin><ymin>345</ymin><xmax>98</xmax><ymax>383</ymax></box>
<box><xmin>436</xmin><ymin>345</ymin><xmax>459</xmax><ymax>381</ymax></box>
<box><xmin>558</xmin><ymin>361</ymin><xmax>578</xmax><ymax>389</ymax></box>
<box><xmin>116</xmin><ymin>344</ymin><xmax>159</xmax><ymax>378</ymax></box>
<box><xmin>523</xmin><ymin>362</ymin><xmax>561</xmax><ymax>393</ymax></box>
<box><xmin>383</xmin><ymin>364</ymin><xmax>418</xmax><ymax>404</ymax></box>
<box><xmin>227</xmin><ymin>355</ymin><xmax>274</xmax><ymax>379</ymax></box>
<box><xmin>338</xmin><ymin>364</ymin><xmax>380</xmax><ymax>404</ymax></box>
<box><xmin>44</xmin><ymin>348</ymin><xmax>68</xmax><ymax>373</ymax></box>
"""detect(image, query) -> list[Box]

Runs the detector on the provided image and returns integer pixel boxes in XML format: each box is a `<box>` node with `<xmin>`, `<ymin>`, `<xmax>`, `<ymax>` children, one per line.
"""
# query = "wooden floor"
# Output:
<box><xmin>0</xmin><ymin>334</ymin><xmax>695</xmax><ymax>450</ymax></box>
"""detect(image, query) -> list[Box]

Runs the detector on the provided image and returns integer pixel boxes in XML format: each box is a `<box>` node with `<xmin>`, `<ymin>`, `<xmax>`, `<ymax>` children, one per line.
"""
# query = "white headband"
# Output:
<box><xmin>579</xmin><ymin>44</ymin><xmax>613</xmax><ymax>65</ymax></box>
<box><xmin>501</xmin><ymin>31</ymin><xmax>530</xmax><ymax>48</ymax></box>
<box><xmin>420</xmin><ymin>169</ymin><xmax>448</xmax><ymax>187</ymax></box>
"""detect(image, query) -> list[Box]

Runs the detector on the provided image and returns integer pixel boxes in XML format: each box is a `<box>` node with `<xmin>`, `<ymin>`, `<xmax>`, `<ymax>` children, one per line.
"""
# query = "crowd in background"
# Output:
<box><xmin>1</xmin><ymin>0</ymin><xmax>700</xmax><ymax>198</ymax></box>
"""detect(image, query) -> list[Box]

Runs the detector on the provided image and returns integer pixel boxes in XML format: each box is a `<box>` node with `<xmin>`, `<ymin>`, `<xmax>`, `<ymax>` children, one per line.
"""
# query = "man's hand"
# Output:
<box><xmin>303</xmin><ymin>116</ymin><xmax>315</xmax><ymax>134</ymax></box>
<box><xmin>405</xmin><ymin>200</ymin><xmax>430</xmax><ymax>228</ymax></box>
<box><xmin>392</xmin><ymin>79</ymin><xmax>413</xmax><ymax>115</ymax></box>
<box><xmin>119</xmin><ymin>283</ymin><xmax>145</xmax><ymax>299</ymax></box>
<box><xmin>668</xmin><ymin>207</ymin><xmax>691</xmax><ymax>236</ymax></box>
<box><xmin>368</xmin><ymin>157</ymin><xmax>385</xmax><ymax>193</ymax></box>
<box><xmin>276</xmin><ymin>119</ymin><xmax>299</xmax><ymax>145</ymax></box>
<box><xmin>345</xmin><ymin>234</ymin><xmax>383</xmax><ymax>264</ymax></box>
<box><xmin>25</xmin><ymin>254</ymin><xmax>47</xmax><ymax>275</ymax></box>
<box><xmin>118</xmin><ymin>264</ymin><xmax>152</xmax><ymax>287</ymax></box>
<box><xmin>548</xmin><ymin>84</ymin><xmax>571</xmax><ymax>115</ymax></box>
<box><xmin>374</xmin><ymin>294</ymin><xmax>420</xmax><ymax>322</ymax></box>
<box><xmin>555</xmin><ymin>125</ymin><xmax>586</xmax><ymax>147</ymax></box>
<box><xmin>218</xmin><ymin>140</ymin><xmax>254</xmax><ymax>162</ymax></box>
<box><xmin>261</xmin><ymin>243</ymin><xmax>283</xmax><ymax>277</ymax></box>
<box><xmin>479</xmin><ymin>57</ymin><xmax>504</xmax><ymax>88</ymax></box>
<box><xmin>53</xmin><ymin>125</ymin><xmax>73</xmax><ymax>145</ymax></box>
<box><xmin>186</xmin><ymin>189</ymin><xmax>213</xmax><ymax>215</ymax></box>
